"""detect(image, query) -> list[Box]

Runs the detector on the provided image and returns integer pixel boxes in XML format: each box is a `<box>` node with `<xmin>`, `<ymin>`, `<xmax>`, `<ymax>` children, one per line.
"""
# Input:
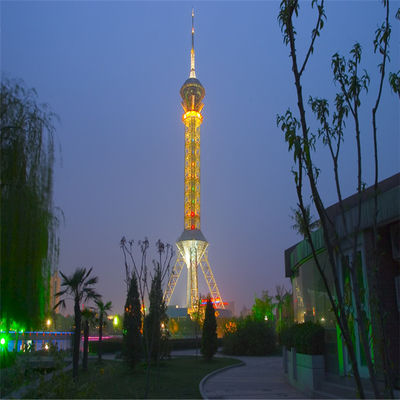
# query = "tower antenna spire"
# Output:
<box><xmin>190</xmin><ymin>8</ymin><xmax>196</xmax><ymax>78</ymax></box>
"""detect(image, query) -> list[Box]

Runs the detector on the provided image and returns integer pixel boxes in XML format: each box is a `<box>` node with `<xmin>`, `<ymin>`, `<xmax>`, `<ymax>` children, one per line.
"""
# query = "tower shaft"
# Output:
<box><xmin>164</xmin><ymin>10</ymin><xmax>224</xmax><ymax>316</ymax></box>
<box><xmin>183</xmin><ymin>112</ymin><xmax>202</xmax><ymax>230</ymax></box>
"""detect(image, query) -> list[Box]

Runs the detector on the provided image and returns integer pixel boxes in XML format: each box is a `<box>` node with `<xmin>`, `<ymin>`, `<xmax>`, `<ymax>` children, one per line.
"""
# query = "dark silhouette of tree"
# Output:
<box><xmin>123</xmin><ymin>272</ymin><xmax>142</xmax><ymax>368</ymax></box>
<box><xmin>145</xmin><ymin>265</ymin><xmax>167</xmax><ymax>362</ymax></box>
<box><xmin>55</xmin><ymin>267</ymin><xmax>99</xmax><ymax>380</ymax></box>
<box><xmin>1</xmin><ymin>78</ymin><xmax>59</xmax><ymax>332</ymax></box>
<box><xmin>81</xmin><ymin>308</ymin><xmax>95</xmax><ymax>371</ymax></box>
<box><xmin>201</xmin><ymin>298</ymin><xmax>218</xmax><ymax>361</ymax></box>
<box><xmin>95</xmin><ymin>299</ymin><xmax>112</xmax><ymax>363</ymax></box>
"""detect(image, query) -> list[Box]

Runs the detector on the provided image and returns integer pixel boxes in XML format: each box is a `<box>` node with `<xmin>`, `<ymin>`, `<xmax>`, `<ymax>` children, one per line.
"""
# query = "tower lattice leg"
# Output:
<box><xmin>164</xmin><ymin>254</ymin><xmax>185</xmax><ymax>306</ymax></box>
<box><xmin>199</xmin><ymin>249</ymin><xmax>225</xmax><ymax>309</ymax></box>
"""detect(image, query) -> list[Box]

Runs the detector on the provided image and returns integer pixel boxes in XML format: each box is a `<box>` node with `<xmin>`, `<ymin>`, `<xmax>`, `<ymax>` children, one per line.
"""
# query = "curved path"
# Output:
<box><xmin>201</xmin><ymin>355</ymin><xmax>307</xmax><ymax>399</ymax></box>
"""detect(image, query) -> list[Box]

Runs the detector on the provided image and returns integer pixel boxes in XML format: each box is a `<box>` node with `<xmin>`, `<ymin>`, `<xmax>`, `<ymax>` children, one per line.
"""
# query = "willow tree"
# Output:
<box><xmin>1</xmin><ymin>79</ymin><xmax>59</xmax><ymax>332</ymax></box>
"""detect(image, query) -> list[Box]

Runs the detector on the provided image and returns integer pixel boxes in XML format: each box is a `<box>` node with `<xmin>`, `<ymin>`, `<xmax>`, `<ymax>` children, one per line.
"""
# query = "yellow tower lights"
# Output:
<box><xmin>183</xmin><ymin>111</ymin><xmax>202</xmax><ymax>231</ymax></box>
<box><xmin>164</xmin><ymin>10</ymin><xmax>225</xmax><ymax>316</ymax></box>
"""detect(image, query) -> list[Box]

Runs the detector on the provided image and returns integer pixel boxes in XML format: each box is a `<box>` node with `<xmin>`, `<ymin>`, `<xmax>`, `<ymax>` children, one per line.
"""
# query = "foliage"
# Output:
<box><xmin>55</xmin><ymin>267</ymin><xmax>99</xmax><ymax>380</ymax></box>
<box><xmin>0</xmin><ymin>352</ymin><xmax>37</xmax><ymax>397</ymax></box>
<box><xmin>275</xmin><ymin>286</ymin><xmax>293</xmax><ymax>341</ymax></box>
<box><xmin>24</xmin><ymin>357</ymin><xmax>241</xmax><ymax>399</ymax></box>
<box><xmin>251</xmin><ymin>290</ymin><xmax>275</xmax><ymax>322</ymax></box>
<box><xmin>144</xmin><ymin>266</ymin><xmax>167</xmax><ymax>362</ymax></box>
<box><xmin>201</xmin><ymin>298</ymin><xmax>218</xmax><ymax>360</ymax></box>
<box><xmin>1</xmin><ymin>78</ymin><xmax>59</xmax><ymax>331</ymax></box>
<box><xmin>89</xmin><ymin>339</ymin><xmax>123</xmax><ymax>354</ymax></box>
<box><xmin>389</xmin><ymin>70</ymin><xmax>400</xmax><ymax>97</ymax></box>
<box><xmin>168</xmin><ymin>316</ymin><xmax>201</xmax><ymax>338</ymax></box>
<box><xmin>222</xmin><ymin>317</ymin><xmax>277</xmax><ymax>356</ymax></box>
<box><xmin>291</xmin><ymin>205</ymin><xmax>319</xmax><ymax>237</ymax></box>
<box><xmin>280</xmin><ymin>322</ymin><xmax>324</xmax><ymax>355</ymax></box>
<box><xmin>26</xmin><ymin>368</ymin><xmax>95</xmax><ymax>399</ymax></box>
<box><xmin>0</xmin><ymin>345</ymin><xmax>67</xmax><ymax>398</ymax></box>
<box><xmin>123</xmin><ymin>272</ymin><xmax>142</xmax><ymax>368</ymax></box>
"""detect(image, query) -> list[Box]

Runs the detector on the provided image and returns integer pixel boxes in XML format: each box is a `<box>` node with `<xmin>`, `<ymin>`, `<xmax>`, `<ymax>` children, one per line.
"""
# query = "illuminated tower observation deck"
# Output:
<box><xmin>164</xmin><ymin>10</ymin><xmax>225</xmax><ymax>315</ymax></box>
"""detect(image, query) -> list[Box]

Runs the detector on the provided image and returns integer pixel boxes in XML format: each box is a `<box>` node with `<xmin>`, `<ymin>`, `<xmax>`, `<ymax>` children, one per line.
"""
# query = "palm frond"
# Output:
<box><xmin>55</xmin><ymin>288</ymin><xmax>68</xmax><ymax>298</ymax></box>
<box><xmin>85</xmin><ymin>276</ymin><xmax>98</xmax><ymax>287</ymax></box>
<box><xmin>54</xmin><ymin>299</ymin><xmax>66</xmax><ymax>310</ymax></box>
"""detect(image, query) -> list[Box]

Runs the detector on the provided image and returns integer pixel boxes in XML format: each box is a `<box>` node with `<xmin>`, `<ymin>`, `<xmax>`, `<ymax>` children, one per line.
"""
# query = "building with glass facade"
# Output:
<box><xmin>284</xmin><ymin>173</ymin><xmax>399</xmax><ymax>386</ymax></box>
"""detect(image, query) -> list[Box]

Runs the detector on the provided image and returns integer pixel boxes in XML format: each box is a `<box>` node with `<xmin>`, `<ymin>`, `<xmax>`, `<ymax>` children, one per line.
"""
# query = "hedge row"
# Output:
<box><xmin>280</xmin><ymin>321</ymin><xmax>324</xmax><ymax>355</ymax></box>
<box><xmin>89</xmin><ymin>339</ymin><xmax>122</xmax><ymax>354</ymax></box>
<box><xmin>88</xmin><ymin>337</ymin><xmax>223</xmax><ymax>354</ymax></box>
<box><xmin>222</xmin><ymin>318</ymin><xmax>277</xmax><ymax>356</ymax></box>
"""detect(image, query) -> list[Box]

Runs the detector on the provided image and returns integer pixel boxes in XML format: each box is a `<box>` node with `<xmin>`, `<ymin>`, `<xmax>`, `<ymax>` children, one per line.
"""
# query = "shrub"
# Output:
<box><xmin>280</xmin><ymin>322</ymin><xmax>324</xmax><ymax>355</ymax></box>
<box><xmin>89</xmin><ymin>339</ymin><xmax>122</xmax><ymax>354</ymax></box>
<box><xmin>222</xmin><ymin>317</ymin><xmax>277</xmax><ymax>356</ymax></box>
<box><xmin>279</xmin><ymin>324</ymin><xmax>295</xmax><ymax>348</ymax></box>
<box><xmin>169</xmin><ymin>337</ymin><xmax>223</xmax><ymax>351</ymax></box>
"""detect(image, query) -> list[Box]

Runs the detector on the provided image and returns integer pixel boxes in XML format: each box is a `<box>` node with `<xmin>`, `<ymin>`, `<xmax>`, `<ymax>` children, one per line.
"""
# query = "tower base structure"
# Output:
<box><xmin>164</xmin><ymin>229</ymin><xmax>225</xmax><ymax>316</ymax></box>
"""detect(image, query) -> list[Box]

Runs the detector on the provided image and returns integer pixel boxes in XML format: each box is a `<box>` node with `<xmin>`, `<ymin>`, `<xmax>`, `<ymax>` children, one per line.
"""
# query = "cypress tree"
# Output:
<box><xmin>145</xmin><ymin>266</ymin><xmax>166</xmax><ymax>362</ymax></box>
<box><xmin>123</xmin><ymin>273</ymin><xmax>142</xmax><ymax>368</ymax></box>
<box><xmin>201</xmin><ymin>298</ymin><xmax>218</xmax><ymax>360</ymax></box>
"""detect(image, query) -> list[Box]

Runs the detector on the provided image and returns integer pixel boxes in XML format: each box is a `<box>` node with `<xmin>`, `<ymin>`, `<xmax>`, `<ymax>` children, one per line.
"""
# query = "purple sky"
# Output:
<box><xmin>2</xmin><ymin>1</ymin><xmax>399</xmax><ymax>316</ymax></box>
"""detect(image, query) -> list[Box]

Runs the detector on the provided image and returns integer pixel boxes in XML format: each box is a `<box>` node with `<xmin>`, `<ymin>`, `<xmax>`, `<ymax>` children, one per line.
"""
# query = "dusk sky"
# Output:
<box><xmin>2</xmin><ymin>1</ymin><xmax>399</xmax><ymax>316</ymax></box>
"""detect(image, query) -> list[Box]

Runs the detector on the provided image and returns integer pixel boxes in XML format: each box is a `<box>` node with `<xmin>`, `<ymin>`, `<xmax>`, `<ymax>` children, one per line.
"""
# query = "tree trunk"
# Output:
<box><xmin>73</xmin><ymin>300</ymin><xmax>81</xmax><ymax>380</ymax></box>
<box><xmin>83</xmin><ymin>320</ymin><xmax>89</xmax><ymax>371</ymax></box>
<box><xmin>98</xmin><ymin>315</ymin><xmax>103</xmax><ymax>362</ymax></box>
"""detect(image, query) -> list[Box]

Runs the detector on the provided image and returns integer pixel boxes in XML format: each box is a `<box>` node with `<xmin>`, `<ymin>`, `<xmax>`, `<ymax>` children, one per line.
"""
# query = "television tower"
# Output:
<box><xmin>164</xmin><ymin>10</ymin><xmax>225</xmax><ymax>316</ymax></box>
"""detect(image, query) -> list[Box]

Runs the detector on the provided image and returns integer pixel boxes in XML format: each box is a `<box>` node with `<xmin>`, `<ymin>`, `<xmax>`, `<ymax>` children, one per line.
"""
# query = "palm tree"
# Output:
<box><xmin>55</xmin><ymin>267</ymin><xmax>100</xmax><ymax>380</ymax></box>
<box><xmin>81</xmin><ymin>308</ymin><xmax>96</xmax><ymax>371</ymax></box>
<box><xmin>95</xmin><ymin>299</ymin><xmax>112</xmax><ymax>362</ymax></box>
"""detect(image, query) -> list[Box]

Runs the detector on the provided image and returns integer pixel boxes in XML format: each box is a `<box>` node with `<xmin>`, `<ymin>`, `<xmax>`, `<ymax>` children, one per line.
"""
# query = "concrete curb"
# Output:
<box><xmin>199</xmin><ymin>360</ymin><xmax>245</xmax><ymax>400</ymax></box>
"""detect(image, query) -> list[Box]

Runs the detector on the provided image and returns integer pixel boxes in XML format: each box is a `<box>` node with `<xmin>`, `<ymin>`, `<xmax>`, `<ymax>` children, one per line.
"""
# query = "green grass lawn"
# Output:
<box><xmin>24</xmin><ymin>356</ymin><xmax>241</xmax><ymax>399</ymax></box>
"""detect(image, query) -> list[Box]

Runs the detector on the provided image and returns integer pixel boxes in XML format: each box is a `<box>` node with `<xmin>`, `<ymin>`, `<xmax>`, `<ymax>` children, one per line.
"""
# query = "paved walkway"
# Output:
<box><xmin>201</xmin><ymin>355</ymin><xmax>307</xmax><ymax>399</ymax></box>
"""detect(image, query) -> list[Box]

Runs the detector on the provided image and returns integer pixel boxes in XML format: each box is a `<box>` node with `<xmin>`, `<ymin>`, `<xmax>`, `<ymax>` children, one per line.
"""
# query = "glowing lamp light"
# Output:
<box><xmin>191</xmin><ymin>211</ymin><xmax>195</xmax><ymax>217</ymax></box>
<box><xmin>264</xmin><ymin>316</ymin><xmax>268</xmax><ymax>321</ymax></box>
<box><xmin>191</xmin><ymin>225</ymin><xmax>195</xmax><ymax>230</ymax></box>
<box><xmin>44</xmin><ymin>343</ymin><xmax>49</xmax><ymax>351</ymax></box>
<box><xmin>113</xmin><ymin>316</ymin><xmax>119</xmax><ymax>326</ymax></box>
<box><xmin>182</xmin><ymin>110</ymin><xmax>202</xmax><ymax>121</ymax></box>
<box><xmin>0</xmin><ymin>338</ymin><xmax>5</xmax><ymax>346</ymax></box>
<box><xmin>46</xmin><ymin>319</ymin><xmax>51</xmax><ymax>327</ymax></box>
